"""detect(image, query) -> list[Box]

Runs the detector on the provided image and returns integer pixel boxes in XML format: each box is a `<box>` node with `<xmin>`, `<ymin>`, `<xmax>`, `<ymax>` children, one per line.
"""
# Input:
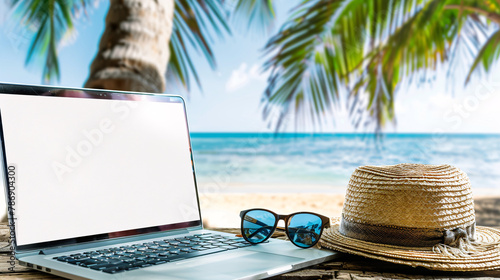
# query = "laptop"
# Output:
<box><xmin>0</xmin><ymin>82</ymin><xmax>337</xmax><ymax>280</ymax></box>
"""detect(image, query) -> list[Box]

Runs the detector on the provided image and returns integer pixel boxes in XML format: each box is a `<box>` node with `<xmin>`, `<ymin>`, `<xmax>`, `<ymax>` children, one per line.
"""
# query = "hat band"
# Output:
<box><xmin>339</xmin><ymin>217</ymin><xmax>475</xmax><ymax>247</ymax></box>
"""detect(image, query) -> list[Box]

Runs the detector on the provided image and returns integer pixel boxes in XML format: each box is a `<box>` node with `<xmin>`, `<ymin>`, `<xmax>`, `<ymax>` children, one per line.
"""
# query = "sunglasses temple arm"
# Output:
<box><xmin>248</xmin><ymin>225</ymin><xmax>321</xmax><ymax>235</ymax></box>
<box><xmin>243</xmin><ymin>215</ymin><xmax>271</xmax><ymax>228</ymax></box>
<box><xmin>247</xmin><ymin>226</ymin><xmax>274</xmax><ymax>238</ymax></box>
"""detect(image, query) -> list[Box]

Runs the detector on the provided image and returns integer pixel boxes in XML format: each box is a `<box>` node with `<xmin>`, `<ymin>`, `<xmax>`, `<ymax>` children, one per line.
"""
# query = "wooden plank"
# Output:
<box><xmin>0</xmin><ymin>271</ymin><xmax>63</xmax><ymax>279</ymax></box>
<box><xmin>0</xmin><ymin>223</ymin><xmax>12</xmax><ymax>254</ymax></box>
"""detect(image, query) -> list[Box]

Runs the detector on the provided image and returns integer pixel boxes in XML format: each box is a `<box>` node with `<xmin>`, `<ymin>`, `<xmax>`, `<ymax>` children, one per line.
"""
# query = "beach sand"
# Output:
<box><xmin>199</xmin><ymin>193</ymin><xmax>345</xmax><ymax>228</ymax></box>
<box><xmin>199</xmin><ymin>192</ymin><xmax>500</xmax><ymax>228</ymax></box>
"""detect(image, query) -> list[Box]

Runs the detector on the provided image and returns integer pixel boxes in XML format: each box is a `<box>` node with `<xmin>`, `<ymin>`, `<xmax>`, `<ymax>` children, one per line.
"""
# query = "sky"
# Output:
<box><xmin>1</xmin><ymin>2</ymin><xmax>500</xmax><ymax>133</ymax></box>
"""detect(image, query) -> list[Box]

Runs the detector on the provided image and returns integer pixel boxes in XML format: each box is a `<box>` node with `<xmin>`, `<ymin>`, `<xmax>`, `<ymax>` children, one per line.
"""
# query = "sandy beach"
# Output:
<box><xmin>199</xmin><ymin>192</ymin><xmax>345</xmax><ymax>228</ymax></box>
<box><xmin>199</xmin><ymin>191</ymin><xmax>500</xmax><ymax>228</ymax></box>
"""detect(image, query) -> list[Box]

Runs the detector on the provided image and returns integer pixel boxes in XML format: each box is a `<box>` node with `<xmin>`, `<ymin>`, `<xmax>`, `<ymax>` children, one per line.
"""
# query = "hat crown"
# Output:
<box><xmin>342</xmin><ymin>163</ymin><xmax>475</xmax><ymax>230</ymax></box>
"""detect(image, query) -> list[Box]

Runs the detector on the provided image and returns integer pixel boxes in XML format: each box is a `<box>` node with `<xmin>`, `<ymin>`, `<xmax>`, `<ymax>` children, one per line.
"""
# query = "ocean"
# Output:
<box><xmin>190</xmin><ymin>133</ymin><xmax>500</xmax><ymax>193</ymax></box>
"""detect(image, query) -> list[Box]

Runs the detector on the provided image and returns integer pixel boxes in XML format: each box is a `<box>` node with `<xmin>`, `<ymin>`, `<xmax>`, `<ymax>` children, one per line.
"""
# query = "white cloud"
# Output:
<box><xmin>225</xmin><ymin>63</ymin><xmax>268</xmax><ymax>93</ymax></box>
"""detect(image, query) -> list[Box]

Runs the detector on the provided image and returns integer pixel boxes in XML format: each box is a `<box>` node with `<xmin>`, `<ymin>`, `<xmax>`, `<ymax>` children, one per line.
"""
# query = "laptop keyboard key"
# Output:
<box><xmin>56</xmin><ymin>256</ymin><xmax>71</xmax><ymax>262</ymax></box>
<box><xmin>107</xmin><ymin>260</ymin><xmax>125</xmax><ymax>265</ymax></box>
<box><xmin>228</xmin><ymin>237</ymin><xmax>247</xmax><ymax>242</ymax></box>
<box><xmin>234</xmin><ymin>243</ymin><xmax>253</xmax><ymax>248</ymax></box>
<box><xmin>102</xmin><ymin>267</ymin><xmax>124</xmax><ymax>274</ymax></box>
<box><xmin>129</xmin><ymin>260</ymin><xmax>145</xmax><ymax>267</ymax></box>
<box><xmin>89</xmin><ymin>264</ymin><xmax>109</xmax><ymax>271</ymax></box>
<box><xmin>67</xmin><ymin>258</ymin><xmax>86</xmax><ymax>265</ymax></box>
<box><xmin>93</xmin><ymin>257</ymin><xmax>109</xmax><ymax>262</ymax></box>
<box><xmin>79</xmin><ymin>259</ymin><xmax>100</xmax><ymax>266</ymax></box>
<box><xmin>116</xmin><ymin>263</ymin><xmax>133</xmax><ymax>270</ymax></box>
<box><xmin>115</xmin><ymin>256</ymin><xmax>134</xmax><ymax>262</ymax></box>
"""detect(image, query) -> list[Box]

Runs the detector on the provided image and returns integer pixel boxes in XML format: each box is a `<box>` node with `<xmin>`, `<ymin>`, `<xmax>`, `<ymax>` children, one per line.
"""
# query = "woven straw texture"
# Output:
<box><xmin>343</xmin><ymin>163</ymin><xmax>474</xmax><ymax>230</ymax></box>
<box><xmin>319</xmin><ymin>163</ymin><xmax>500</xmax><ymax>271</ymax></box>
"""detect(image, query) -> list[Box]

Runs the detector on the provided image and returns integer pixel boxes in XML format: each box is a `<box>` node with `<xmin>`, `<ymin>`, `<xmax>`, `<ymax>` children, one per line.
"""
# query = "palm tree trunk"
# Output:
<box><xmin>84</xmin><ymin>0</ymin><xmax>174</xmax><ymax>93</ymax></box>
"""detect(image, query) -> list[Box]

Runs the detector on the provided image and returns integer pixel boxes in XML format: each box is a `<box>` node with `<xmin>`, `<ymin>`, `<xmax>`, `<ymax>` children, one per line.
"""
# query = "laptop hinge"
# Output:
<box><xmin>187</xmin><ymin>225</ymin><xmax>203</xmax><ymax>232</ymax></box>
<box><xmin>15</xmin><ymin>250</ymin><xmax>43</xmax><ymax>258</ymax></box>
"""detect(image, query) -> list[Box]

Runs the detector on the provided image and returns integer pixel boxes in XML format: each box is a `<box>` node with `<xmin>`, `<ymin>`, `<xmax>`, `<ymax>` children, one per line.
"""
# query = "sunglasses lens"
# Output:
<box><xmin>288</xmin><ymin>213</ymin><xmax>323</xmax><ymax>248</ymax></box>
<box><xmin>242</xmin><ymin>210</ymin><xmax>276</xmax><ymax>243</ymax></box>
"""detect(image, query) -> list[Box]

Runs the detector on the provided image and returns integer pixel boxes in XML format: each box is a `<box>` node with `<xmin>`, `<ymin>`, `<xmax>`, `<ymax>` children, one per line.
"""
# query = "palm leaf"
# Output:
<box><xmin>228</xmin><ymin>0</ymin><xmax>276</xmax><ymax>34</ymax></box>
<box><xmin>262</xmin><ymin>0</ymin><xmax>343</xmax><ymax>130</ymax></box>
<box><xmin>465</xmin><ymin>29</ymin><xmax>500</xmax><ymax>83</ymax></box>
<box><xmin>7</xmin><ymin>0</ymin><xmax>92</xmax><ymax>83</ymax></box>
<box><xmin>262</xmin><ymin>0</ymin><xmax>496</xmax><ymax>131</ymax></box>
<box><xmin>166</xmin><ymin>0</ymin><xmax>230</xmax><ymax>94</ymax></box>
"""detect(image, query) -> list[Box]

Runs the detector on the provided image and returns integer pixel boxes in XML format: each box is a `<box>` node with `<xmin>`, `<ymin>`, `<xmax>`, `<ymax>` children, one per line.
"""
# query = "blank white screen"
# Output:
<box><xmin>0</xmin><ymin>94</ymin><xmax>201</xmax><ymax>246</ymax></box>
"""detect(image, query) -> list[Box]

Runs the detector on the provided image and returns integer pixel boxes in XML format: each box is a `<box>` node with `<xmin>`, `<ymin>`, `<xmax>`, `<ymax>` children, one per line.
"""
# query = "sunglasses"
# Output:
<box><xmin>239</xmin><ymin>208</ymin><xmax>330</xmax><ymax>248</ymax></box>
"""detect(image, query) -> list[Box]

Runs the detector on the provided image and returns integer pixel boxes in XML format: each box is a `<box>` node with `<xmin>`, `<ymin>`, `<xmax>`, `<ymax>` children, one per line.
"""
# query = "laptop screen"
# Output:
<box><xmin>0</xmin><ymin>84</ymin><xmax>202</xmax><ymax>249</ymax></box>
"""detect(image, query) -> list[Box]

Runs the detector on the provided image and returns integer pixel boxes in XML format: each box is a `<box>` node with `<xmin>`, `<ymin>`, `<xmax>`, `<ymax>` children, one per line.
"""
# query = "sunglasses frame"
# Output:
<box><xmin>239</xmin><ymin>208</ymin><xmax>330</xmax><ymax>248</ymax></box>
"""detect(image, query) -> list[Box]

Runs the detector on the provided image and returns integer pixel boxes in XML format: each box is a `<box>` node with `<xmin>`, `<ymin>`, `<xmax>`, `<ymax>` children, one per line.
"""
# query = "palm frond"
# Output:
<box><xmin>166</xmin><ymin>0</ymin><xmax>230</xmax><ymax>95</ymax></box>
<box><xmin>262</xmin><ymin>0</ymin><xmax>424</xmax><ymax>130</ymax></box>
<box><xmin>355</xmin><ymin>0</ymin><xmax>452</xmax><ymax>130</ymax></box>
<box><xmin>445</xmin><ymin>1</ymin><xmax>500</xmax><ymax>84</ymax></box>
<box><xmin>465</xmin><ymin>28</ymin><xmax>500</xmax><ymax>83</ymax></box>
<box><xmin>262</xmin><ymin>0</ymin><xmax>498</xmax><ymax>132</ymax></box>
<box><xmin>262</xmin><ymin>0</ymin><xmax>343</xmax><ymax>130</ymax></box>
<box><xmin>228</xmin><ymin>0</ymin><xmax>276</xmax><ymax>34</ymax></box>
<box><xmin>7</xmin><ymin>0</ymin><xmax>92</xmax><ymax>84</ymax></box>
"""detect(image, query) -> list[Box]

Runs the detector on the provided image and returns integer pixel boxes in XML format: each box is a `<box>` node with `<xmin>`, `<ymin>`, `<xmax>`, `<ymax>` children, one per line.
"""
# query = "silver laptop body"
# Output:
<box><xmin>0</xmin><ymin>83</ymin><xmax>337</xmax><ymax>280</ymax></box>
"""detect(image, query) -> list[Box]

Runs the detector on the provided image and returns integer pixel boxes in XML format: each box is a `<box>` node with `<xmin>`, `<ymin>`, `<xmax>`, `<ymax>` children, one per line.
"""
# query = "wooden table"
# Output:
<box><xmin>1</xmin><ymin>225</ymin><xmax>500</xmax><ymax>279</ymax></box>
<box><xmin>2</xmin><ymin>198</ymin><xmax>500</xmax><ymax>279</ymax></box>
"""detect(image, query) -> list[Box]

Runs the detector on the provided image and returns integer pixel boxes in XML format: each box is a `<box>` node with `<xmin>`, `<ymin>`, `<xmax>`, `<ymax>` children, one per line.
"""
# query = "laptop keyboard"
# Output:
<box><xmin>53</xmin><ymin>233</ymin><xmax>253</xmax><ymax>274</ymax></box>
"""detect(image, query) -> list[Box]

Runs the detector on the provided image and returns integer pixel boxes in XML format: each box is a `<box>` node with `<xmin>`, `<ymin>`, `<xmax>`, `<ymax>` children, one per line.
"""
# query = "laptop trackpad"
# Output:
<box><xmin>135</xmin><ymin>250</ymin><xmax>303</xmax><ymax>280</ymax></box>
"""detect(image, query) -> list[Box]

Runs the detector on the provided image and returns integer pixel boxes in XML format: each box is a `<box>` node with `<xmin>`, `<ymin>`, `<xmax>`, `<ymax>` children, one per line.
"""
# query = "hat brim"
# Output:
<box><xmin>320</xmin><ymin>218</ymin><xmax>500</xmax><ymax>271</ymax></box>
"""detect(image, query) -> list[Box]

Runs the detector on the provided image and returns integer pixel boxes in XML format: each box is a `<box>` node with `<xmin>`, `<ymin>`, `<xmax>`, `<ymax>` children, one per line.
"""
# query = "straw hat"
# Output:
<box><xmin>319</xmin><ymin>163</ymin><xmax>500</xmax><ymax>271</ymax></box>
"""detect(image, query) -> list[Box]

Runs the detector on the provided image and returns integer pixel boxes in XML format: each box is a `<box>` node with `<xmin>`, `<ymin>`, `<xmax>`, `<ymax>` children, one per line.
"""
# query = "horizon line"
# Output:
<box><xmin>189</xmin><ymin>132</ymin><xmax>500</xmax><ymax>136</ymax></box>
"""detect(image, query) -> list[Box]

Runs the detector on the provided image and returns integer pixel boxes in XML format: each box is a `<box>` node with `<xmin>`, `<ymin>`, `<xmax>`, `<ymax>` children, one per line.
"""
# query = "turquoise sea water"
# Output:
<box><xmin>190</xmin><ymin>133</ymin><xmax>500</xmax><ymax>192</ymax></box>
